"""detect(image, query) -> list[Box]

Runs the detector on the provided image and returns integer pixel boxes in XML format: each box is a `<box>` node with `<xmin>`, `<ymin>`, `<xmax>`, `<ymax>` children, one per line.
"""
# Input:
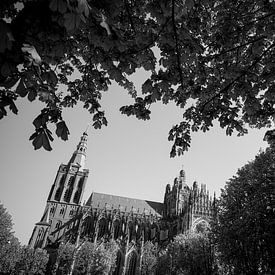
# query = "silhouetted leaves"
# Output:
<box><xmin>56</xmin><ymin>120</ymin><xmax>70</xmax><ymax>141</ymax></box>
<box><xmin>29</xmin><ymin>128</ymin><xmax>53</xmax><ymax>151</ymax></box>
<box><xmin>0</xmin><ymin>92</ymin><xmax>18</xmax><ymax>119</ymax></box>
<box><xmin>1</xmin><ymin>0</ymin><xmax>275</xmax><ymax>154</ymax></box>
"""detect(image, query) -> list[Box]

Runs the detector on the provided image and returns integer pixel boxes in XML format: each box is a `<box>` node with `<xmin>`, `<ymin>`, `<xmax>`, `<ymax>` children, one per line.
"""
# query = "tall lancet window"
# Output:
<box><xmin>64</xmin><ymin>176</ymin><xmax>75</xmax><ymax>202</ymax></box>
<box><xmin>98</xmin><ymin>218</ymin><xmax>106</xmax><ymax>238</ymax></box>
<box><xmin>126</xmin><ymin>251</ymin><xmax>138</xmax><ymax>275</ymax></box>
<box><xmin>73</xmin><ymin>177</ymin><xmax>84</xmax><ymax>204</ymax></box>
<box><xmin>35</xmin><ymin>228</ymin><xmax>44</xmax><ymax>248</ymax></box>
<box><xmin>113</xmin><ymin>250</ymin><xmax>122</xmax><ymax>275</ymax></box>
<box><xmin>54</xmin><ymin>174</ymin><xmax>66</xmax><ymax>201</ymax></box>
<box><xmin>113</xmin><ymin>219</ymin><xmax>120</xmax><ymax>239</ymax></box>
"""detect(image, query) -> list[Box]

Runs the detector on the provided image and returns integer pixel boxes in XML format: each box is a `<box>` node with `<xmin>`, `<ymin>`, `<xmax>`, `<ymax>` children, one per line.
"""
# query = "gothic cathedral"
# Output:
<box><xmin>29</xmin><ymin>131</ymin><xmax>216</xmax><ymax>274</ymax></box>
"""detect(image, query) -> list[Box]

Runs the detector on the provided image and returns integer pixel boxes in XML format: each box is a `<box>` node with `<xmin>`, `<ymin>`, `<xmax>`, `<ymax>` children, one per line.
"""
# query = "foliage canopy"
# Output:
<box><xmin>212</xmin><ymin>147</ymin><xmax>275</xmax><ymax>274</ymax></box>
<box><xmin>156</xmin><ymin>232</ymin><xmax>216</xmax><ymax>274</ymax></box>
<box><xmin>56</xmin><ymin>240</ymin><xmax>119</xmax><ymax>275</ymax></box>
<box><xmin>1</xmin><ymin>0</ymin><xmax>275</xmax><ymax>156</ymax></box>
<box><xmin>0</xmin><ymin>203</ymin><xmax>49</xmax><ymax>274</ymax></box>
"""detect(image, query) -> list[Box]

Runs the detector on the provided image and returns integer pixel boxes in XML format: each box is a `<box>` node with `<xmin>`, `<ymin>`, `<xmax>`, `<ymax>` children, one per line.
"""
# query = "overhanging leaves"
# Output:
<box><xmin>0</xmin><ymin>0</ymin><xmax>275</xmax><ymax>155</ymax></box>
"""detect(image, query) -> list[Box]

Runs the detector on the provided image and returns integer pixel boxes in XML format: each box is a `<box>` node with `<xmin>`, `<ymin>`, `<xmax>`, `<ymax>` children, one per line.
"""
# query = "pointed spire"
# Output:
<box><xmin>68</xmin><ymin>130</ymin><xmax>89</xmax><ymax>170</ymax></box>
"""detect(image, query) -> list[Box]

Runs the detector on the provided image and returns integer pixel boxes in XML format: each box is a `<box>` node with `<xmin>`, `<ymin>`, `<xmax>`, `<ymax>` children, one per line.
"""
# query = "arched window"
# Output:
<box><xmin>60</xmin><ymin>208</ymin><xmax>65</xmax><ymax>215</ymax></box>
<box><xmin>50</xmin><ymin>207</ymin><xmax>55</xmax><ymax>215</ymax></box>
<box><xmin>126</xmin><ymin>251</ymin><xmax>137</xmax><ymax>275</ymax></box>
<box><xmin>69</xmin><ymin>209</ymin><xmax>74</xmax><ymax>216</ymax></box>
<box><xmin>35</xmin><ymin>228</ymin><xmax>44</xmax><ymax>248</ymax></box>
<box><xmin>113</xmin><ymin>251</ymin><xmax>122</xmax><ymax>275</ymax></box>
<box><xmin>73</xmin><ymin>177</ymin><xmax>84</xmax><ymax>204</ymax></box>
<box><xmin>54</xmin><ymin>174</ymin><xmax>66</xmax><ymax>201</ymax></box>
<box><xmin>63</xmin><ymin>176</ymin><xmax>75</xmax><ymax>202</ymax></box>
<box><xmin>113</xmin><ymin>219</ymin><xmax>120</xmax><ymax>239</ymax></box>
<box><xmin>55</xmin><ymin>221</ymin><xmax>62</xmax><ymax>229</ymax></box>
<box><xmin>98</xmin><ymin>218</ymin><xmax>106</xmax><ymax>238</ymax></box>
<box><xmin>127</xmin><ymin>222</ymin><xmax>134</xmax><ymax>242</ymax></box>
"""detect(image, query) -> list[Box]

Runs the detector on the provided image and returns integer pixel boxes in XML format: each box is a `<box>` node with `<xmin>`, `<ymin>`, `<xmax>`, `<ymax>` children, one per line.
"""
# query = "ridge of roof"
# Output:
<box><xmin>85</xmin><ymin>192</ymin><xmax>163</xmax><ymax>216</ymax></box>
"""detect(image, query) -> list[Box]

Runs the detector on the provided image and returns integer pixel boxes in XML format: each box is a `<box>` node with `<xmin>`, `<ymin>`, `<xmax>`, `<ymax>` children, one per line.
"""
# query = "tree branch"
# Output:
<box><xmin>171</xmin><ymin>0</ymin><xmax>184</xmax><ymax>89</ymax></box>
<box><xmin>124</xmin><ymin>0</ymin><xmax>136</xmax><ymax>34</ymax></box>
<box><xmin>200</xmin><ymin>42</ymin><xmax>275</xmax><ymax>110</ymax></box>
<box><xmin>127</xmin><ymin>17</ymin><xmax>171</xmax><ymax>56</ymax></box>
<box><xmin>210</xmin><ymin>35</ymin><xmax>266</xmax><ymax>59</ymax></box>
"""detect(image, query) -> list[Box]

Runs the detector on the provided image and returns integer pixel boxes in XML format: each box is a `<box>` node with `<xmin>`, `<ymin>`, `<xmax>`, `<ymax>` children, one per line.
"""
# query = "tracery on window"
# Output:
<box><xmin>54</xmin><ymin>174</ymin><xmax>66</xmax><ymax>201</ymax></box>
<box><xmin>97</xmin><ymin>218</ymin><xmax>106</xmax><ymax>238</ymax></box>
<box><xmin>126</xmin><ymin>251</ymin><xmax>137</xmax><ymax>275</ymax></box>
<box><xmin>73</xmin><ymin>177</ymin><xmax>84</xmax><ymax>204</ymax></box>
<box><xmin>63</xmin><ymin>176</ymin><xmax>75</xmax><ymax>202</ymax></box>
<box><xmin>113</xmin><ymin>250</ymin><xmax>122</xmax><ymax>275</ymax></box>
<box><xmin>113</xmin><ymin>219</ymin><xmax>120</xmax><ymax>239</ymax></box>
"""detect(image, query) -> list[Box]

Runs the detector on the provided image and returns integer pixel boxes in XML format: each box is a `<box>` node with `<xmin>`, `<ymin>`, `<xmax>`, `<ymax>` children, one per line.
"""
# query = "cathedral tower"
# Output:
<box><xmin>29</xmin><ymin>132</ymin><xmax>89</xmax><ymax>248</ymax></box>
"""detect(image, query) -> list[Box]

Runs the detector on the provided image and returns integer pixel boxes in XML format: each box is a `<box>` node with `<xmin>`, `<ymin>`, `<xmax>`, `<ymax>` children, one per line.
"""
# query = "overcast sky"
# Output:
<box><xmin>1</xmin><ymin>69</ymin><xmax>268</xmax><ymax>245</ymax></box>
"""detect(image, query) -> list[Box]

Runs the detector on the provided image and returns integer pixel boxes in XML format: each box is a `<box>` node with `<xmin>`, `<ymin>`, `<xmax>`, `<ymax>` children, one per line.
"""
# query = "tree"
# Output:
<box><xmin>0</xmin><ymin>204</ymin><xmax>49</xmax><ymax>274</ymax></box>
<box><xmin>74</xmin><ymin>240</ymin><xmax>119</xmax><ymax>275</ymax></box>
<box><xmin>55</xmin><ymin>240</ymin><xmax>119</xmax><ymax>275</ymax></box>
<box><xmin>14</xmin><ymin>246</ymin><xmax>49</xmax><ymax>274</ymax></box>
<box><xmin>1</xmin><ymin>0</ymin><xmax>275</xmax><ymax>156</ymax></box>
<box><xmin>156</xmin><ymin>232</ymin><xmax>216</xmax><ymax>275</ymax></box>
<box><xmin>0</xmin><ymin>203</ymin><xmax>21</xmax><ymax>274</ymax></box>
<box><xmin>212</xmin><ymin>147</ymin><xmax>275</xmax><ymax>274</ymax></box>
<box><xmin>55</xmin><ymin>242</ymin><xmax>75</xmax><ymax>274</ymax></box>
<box><xmin>141</xmin><ymin>241</ymin><xmax>158</xmax><ymax>275</ymax></box>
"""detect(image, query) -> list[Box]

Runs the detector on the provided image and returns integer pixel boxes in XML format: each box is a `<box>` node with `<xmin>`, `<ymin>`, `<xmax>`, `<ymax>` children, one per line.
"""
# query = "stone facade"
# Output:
<box><xmin>29</xmin><ymin>132</ymin><xmax>216</xmax><ymax>274</ymax></box>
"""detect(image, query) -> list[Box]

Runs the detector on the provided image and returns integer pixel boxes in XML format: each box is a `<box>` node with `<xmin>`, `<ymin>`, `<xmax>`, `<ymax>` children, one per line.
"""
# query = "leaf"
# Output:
<box><xmin>32</xmin><ymin>131</ymin><xmax>43</xmax><ymax>150</ymax></box>
<box><xmin>1</xmin><ymin>76</ymin><xmax>20</xmax><ymax>89</ymax></box>
<box><xmin>41</xmin><ymin>70</ymin><xmax>58</xmax><ymax>86</ymax></box>
<box><xmin>33</xmin><ymin>113</ymin><xmax>48</xmax><ymax>129</ymax></box>
<box><xmin>48</xmin><ymin>70</ymin><xmax>58</xmax><ymax>85</ymax></box>
<box><xmin>15</xmin><ymin>78</ymin><xmax>28</xmax><ymax>97</ymax></box>
<box><xmin>21</xmin><ymin>44</ymin><xmax>42</xmax><ymax>66</ymax></box>
<box><xmin>49</xmin><ymin>0</ymin><xmax>58</xmax><ymax>11</ymax></box>
<box><xmin>31</xmin><ymin>129</ymin><xmax>52</xmax><ymax>151</ymax></box>
<box><xmin>64</xmin><ymin>13</ymin><xmax>80</xmax><ymax>31</ymax></box>
<box><xmin>29</xmin><ymin>132</ymin><xmax>38</xmax><ymax>141</ymax></box>
<box><xmin>38</xmin><ymin>90</ymin><xmax>54</xmax><ymax>103</ymax></box>
<box><xmin>42</xmin><ymin>130</ymin><xmax>52</xmax><ymax>151</ymax></box>
<box><xmin>46</xmin><ymin>128</ymin><xmax>54</xmax><ymax>142</ymax></box>
<box><xmin>9</xmin><ymin>100</ymin><xmax>18</xmax><ymax>115</ymax></box>
<box><xmin>1</xmin><ymin>62</ymin><xmax>12</xmax><ymax>78</ymax></box>
<box><xmin>55</xmin><ymin>121</ymin><xmax>70</xmax><ymax>141</ymax></box>
<box><xmin>50</xmin><ymin>0</ymin><xmax>68</xmax><ymax>14</ymax></box>
<box><xmin>77</xmin><ymin>0</ymin><xmax>90</xmax><ymax>17</ymax></box>
<box><xmin>33</xmin><ymin>115</ymin><xmax>42</xmax><ymax>129</ymax></box>
<box><xmin>0</xmin><ymin>20</ymin><xmax>14</xmax><ymax>53</ymax></box>
<box><xmin>0</xmin><ymin>94</ymin><xmax>18</xmax><ymax>118</ymax></box>
<box><xmin>27</xmin><ymin>89</ymin><xmax>37</xmax><ymax>102</ymax></box>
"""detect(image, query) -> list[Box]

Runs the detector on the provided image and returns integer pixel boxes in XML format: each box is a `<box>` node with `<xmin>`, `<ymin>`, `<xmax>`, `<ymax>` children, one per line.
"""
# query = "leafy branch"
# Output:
<box><xmin>209</xmin><ymin>35</ymin><xmax>267</xmax><ymax>59</ymax></box>
<box><xmin>171</xmin><ymin>0</ymin><xmax>184</xmax><ymax>89</ymax></box>
<box><xmin>200</xmin><ymin>42</ymin><xmax>275</xmax><ymax>111</ymax></box>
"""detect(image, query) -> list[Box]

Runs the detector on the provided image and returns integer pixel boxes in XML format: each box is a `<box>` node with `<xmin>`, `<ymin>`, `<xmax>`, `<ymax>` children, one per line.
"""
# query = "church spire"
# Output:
<box><xmin>68</xmin><ymin>130</ymin><xmax>88</xmax><ymax>171</ymax></box>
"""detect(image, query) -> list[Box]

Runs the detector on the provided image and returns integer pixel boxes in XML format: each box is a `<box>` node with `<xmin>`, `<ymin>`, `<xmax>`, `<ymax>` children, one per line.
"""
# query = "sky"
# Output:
<box><xmin>0</xmin><ymin>69</ymin><xmax>268</xmax><ymax>245</ymax></box>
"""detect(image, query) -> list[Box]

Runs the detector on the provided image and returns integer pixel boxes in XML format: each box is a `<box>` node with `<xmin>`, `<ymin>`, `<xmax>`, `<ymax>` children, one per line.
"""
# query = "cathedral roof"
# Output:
<box><xmin>85</xmin><ymin>192</ymin><xmax>163</xmax><ymax>217</ymax></box>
